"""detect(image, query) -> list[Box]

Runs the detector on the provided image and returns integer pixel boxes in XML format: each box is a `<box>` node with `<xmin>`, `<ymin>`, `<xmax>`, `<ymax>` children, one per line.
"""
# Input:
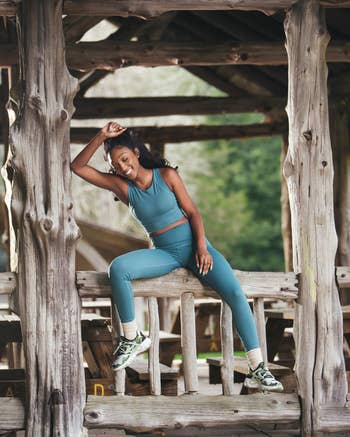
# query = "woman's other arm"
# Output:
<box><xmin>161</xmin><ymin>167</ymin><xmax>213</xmax><ymax>275</ymax></box>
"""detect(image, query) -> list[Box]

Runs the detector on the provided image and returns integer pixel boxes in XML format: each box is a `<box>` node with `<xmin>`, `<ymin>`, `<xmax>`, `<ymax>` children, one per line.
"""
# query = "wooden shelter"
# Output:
<box><xmin>0</xmin><ymin>0</ymin><xmax>349</xmax><ymax>436</ymax></box>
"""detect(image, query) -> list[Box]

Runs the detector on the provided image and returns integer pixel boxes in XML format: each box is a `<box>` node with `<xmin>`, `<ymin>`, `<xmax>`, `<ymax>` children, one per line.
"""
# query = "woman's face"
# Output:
<box><xmin>109</xmin><ymin>146</ymin><xmax>140</xmax><ymax>179</ymax></box>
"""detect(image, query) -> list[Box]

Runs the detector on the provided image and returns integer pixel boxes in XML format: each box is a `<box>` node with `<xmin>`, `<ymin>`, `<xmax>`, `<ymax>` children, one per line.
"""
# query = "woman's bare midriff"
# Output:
<box><xmin>149</xmin><ymin>216</ymin><xmax>188</xmax><ymax>237</ymax></box>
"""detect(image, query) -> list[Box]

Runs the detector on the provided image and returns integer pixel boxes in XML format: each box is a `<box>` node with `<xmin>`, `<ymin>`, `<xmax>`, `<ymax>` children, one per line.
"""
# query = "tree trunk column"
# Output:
<box><xmin>283</xmin><ymin>0</ymin><xmax>347</xmax><ymax>435</ymax></box>
<box><xmin>8</xmin><ymin>1</ymin><xmax>84</xmax><ymax>435</ymax></box>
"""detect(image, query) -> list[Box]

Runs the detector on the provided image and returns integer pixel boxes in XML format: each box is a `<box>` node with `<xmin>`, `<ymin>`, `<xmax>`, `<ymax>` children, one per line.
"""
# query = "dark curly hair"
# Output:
<box><xmin>103</xmin><ymin>128</ymin><xmax>178</xmax><ymax>201</ymax></box>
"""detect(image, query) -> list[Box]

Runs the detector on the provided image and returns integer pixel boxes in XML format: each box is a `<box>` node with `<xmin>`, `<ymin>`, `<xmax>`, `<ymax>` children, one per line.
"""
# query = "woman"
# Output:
<box><xmin>70</xmin><ymin>121</ymin><xmax>283</xmax><ymax>392</ymax></box>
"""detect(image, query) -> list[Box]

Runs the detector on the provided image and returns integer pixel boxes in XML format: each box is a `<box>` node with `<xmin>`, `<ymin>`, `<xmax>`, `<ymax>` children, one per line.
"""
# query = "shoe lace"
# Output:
<box><xmin>253</xmin><ymin>363</ymin><xmax>274</xmax><ymax>381</ymax></box>
<box><xmin>113</xmin><ymin>338</ymin><xmax>133</xmax><ymax>356</ymax></box>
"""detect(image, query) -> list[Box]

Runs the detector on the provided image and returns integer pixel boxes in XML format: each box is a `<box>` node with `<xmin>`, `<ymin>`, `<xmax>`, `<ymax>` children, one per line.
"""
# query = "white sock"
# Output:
<box><xmin>246</xmin><ymin>347</ymin><xmax>263</xmax><ymax>370</ymax></box>
<box><xmin>122</xmin><ymin>320</ymin><xmax>138</xmax><ymax>340</ymax></box>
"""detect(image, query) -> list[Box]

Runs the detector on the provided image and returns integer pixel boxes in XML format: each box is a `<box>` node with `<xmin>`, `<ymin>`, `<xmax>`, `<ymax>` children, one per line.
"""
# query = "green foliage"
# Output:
<box><xmin>191</xmin><ymin>114</ymin><xmax>284</xmax><ymax>272</ymax></box>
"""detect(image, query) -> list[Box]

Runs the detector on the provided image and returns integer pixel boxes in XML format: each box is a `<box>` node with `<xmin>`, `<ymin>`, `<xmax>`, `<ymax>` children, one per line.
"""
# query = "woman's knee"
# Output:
<box><xmin>108</xmin><ymin>256</ymin><xmax>131</xmax><ymax>280</ymax></box>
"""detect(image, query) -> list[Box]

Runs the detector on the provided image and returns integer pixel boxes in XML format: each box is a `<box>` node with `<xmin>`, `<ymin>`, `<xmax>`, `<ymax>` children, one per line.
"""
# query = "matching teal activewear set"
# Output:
<box><xmin>107</xmin><ymin>167</ymin><xmax>260</xmax><ymax>352</ymax></box>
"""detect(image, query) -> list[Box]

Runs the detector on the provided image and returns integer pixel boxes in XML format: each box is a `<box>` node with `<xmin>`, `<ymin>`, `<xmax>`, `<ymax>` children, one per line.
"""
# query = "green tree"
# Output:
<box><xmin>191</xmin><ymin>115</ymin><xmax>284</xmax><ymax>271</ymax></box>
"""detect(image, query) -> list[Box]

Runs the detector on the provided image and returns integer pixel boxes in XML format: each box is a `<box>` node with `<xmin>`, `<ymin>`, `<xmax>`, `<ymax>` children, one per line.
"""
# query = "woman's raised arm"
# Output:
<box><xmin>70</xmin><ymin>122</ymin><xmax>128</xmax><ymax>202</ymax></box>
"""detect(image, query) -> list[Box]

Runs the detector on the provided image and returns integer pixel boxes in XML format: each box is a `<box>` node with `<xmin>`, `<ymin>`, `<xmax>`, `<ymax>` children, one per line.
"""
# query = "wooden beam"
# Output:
<box><xmin>76</xmin><ymin>269</ymin><xmax>299</xmax><ymax>300</ymax></box>
<box><xmin>68</xmin><ymin>40</ymin><xmax>350</xmax><ymax>70</ymax></box>
<box><xmin>4</xmin><ymin>40</ymin><xmax>350</xmax><ymax>70</ymax></box>
<box><xmin>283</xmin><ymin>0</ymin><xmax>347</xmax><ymax>434</ymax></box>
<box><xmin>1</xmin><ymin>1</ymin><xmax>350</xmax><ymax>17</ymax></box>
<box><xmin>184</xmin><ymin>66</ymin><xmax>245</xmax><ymax>97</ymax></box>
<box><xmin>83</xmin><ymin>394</ymin><xmax>300</xmax><ymax>430</ymax></box>
<box><xmin>68</xmin><ymin>122</ymin><xmax>287</xmax><ymax>144</ymax></box>
<box><xmin>63</xmin><ymin>16</ymin><xmax>105</xmax><ymax>43</ymax></box>
<box><xmin>67</xmin><ymin>40</ymin><xmax>350</xmax><ymax>70</ymax></box>
<box><xmin>73</xmin><ymin>96</ymin><xmax>286</xmax><ymax>119</ymax></box>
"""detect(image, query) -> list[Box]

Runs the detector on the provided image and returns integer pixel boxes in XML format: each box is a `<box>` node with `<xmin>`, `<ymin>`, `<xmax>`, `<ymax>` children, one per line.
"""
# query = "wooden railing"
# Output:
<box><xmin>2</xmin><ymin>267</ymin><xmax>350</xmax><ymax>431</ymax></box>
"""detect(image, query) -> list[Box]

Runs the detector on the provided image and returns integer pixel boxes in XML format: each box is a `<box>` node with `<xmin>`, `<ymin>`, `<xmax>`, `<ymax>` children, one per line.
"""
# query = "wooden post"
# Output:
<box><xmin>284</xmin><ymin>0</ymin><xmax>347</xmax><ymax>435</ymax></box>
<box><xmin>7</xmin><ymin>1</ymin><xmax>84</xmax><ymax>434</ymax></box>
<box><xmin>330</xmin><ymin>103</ymin><xmax>350</xmax><ymax>305</ymax></box>
<box><xmin>281</xmin><ymin>132</ymin><xmax>293</xmax><ymax>272</ymax></box>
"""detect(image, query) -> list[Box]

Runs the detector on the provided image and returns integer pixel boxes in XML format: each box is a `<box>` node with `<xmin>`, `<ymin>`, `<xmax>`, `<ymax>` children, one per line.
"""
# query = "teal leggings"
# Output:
<box><xmin>107</xmin><ymin>221</ymin><xmax>259</xmax><ymax>351</ymax></box>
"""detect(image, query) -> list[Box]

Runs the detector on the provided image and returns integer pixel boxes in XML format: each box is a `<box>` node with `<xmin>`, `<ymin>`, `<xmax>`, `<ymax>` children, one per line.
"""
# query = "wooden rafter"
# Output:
<box><xmin>73</xmin><ymin>96</ymin><xmax>286</xmax><ymax>118</ymax></box>
<box><xmin>4</xmin><ymin>40</ymin><xmax>349</xmax><ymax>70</ymax></box>
<box><xmin>68</xmin><ymin>122</ymin><xmax>287</xmax><ymax>144</ymax></box>
<box><xmin>170</xmin><ymin>14</ymin><xmax>286</xmax><ymax>96</ymax></box>
<box><xmin>1</xmin><ymin>1</ymin><xmax>350</xmax><ymax>17</ymax></box>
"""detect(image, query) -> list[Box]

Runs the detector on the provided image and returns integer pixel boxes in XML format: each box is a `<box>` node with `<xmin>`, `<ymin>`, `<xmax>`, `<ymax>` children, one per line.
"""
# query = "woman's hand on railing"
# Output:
<box><xmin>195</xmin><ymin>247</ymin><xmax>213</xmax><ymax>275</ymax></box>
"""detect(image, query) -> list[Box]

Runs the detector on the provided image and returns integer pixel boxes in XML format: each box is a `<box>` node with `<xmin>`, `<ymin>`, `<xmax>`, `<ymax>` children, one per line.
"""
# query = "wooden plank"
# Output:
<box><xmin>77</xmin><ymin>269</ymin><xmax>299</xmax><ymax>300</ymax></box>
<box><xmin>126</xmin><ymin>357</ymin><xmax>178</xmax><ymax>381</ymax></box>
<box><xmin>220</xmin><ymin>302</ymin><xmax>234</xmax><ymax>395</ymax></box>
<box><xmin>73</xmin><ymin>96</ymin><xmax>287</xmax><ymax>119</ymax></box>
<box><xmin>83</xmin><ymin>341</ymin><xmax>100</xmax><ymax>378</ymax></box>
<box><xmin>180</xmin><ymin>293</ymin><xmax>198</xmax><ymax>394</ymax></box>
<box><xmin>83</xmin><ymin>393</ymin><xmax>300</xmax><ymax>430</ymax></box>
<box><xmin>207</xmin><ymin>356</ymin><xmax>292</xmax><ymax>377</ymax></box>
<box><xmin>0</xmin><ymin>397</ymin><xmax>25</xmax><ymax>430</ymax></box>
<box><xmin>316</xmin><ymin>403</ymin><xmax>350</xmax><ymax>432</ymax></box>
<box><xmin>148</xmin><ymin>297</ymin><xmax>161</xmax><ymax>396</ymax></box>
<box><xmin>253</xmin><ymin>298</ymin><xmax>268</xmax><ymax>364</ymax></box>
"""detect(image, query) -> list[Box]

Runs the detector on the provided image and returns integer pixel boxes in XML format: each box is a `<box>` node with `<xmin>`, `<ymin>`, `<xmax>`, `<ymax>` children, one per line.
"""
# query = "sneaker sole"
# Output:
<box><xmin>243</xmin><ymin>378</ymin><xmax>284</xmax><ymax>393</ymax></box>
<box><xmin>112</xmin><ymin>337</ymin><xmax>152</xmax><ymax>372</ymax></box>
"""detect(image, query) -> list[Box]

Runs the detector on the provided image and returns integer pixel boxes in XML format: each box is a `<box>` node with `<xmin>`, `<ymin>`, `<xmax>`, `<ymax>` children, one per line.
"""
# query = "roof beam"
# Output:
<box><xmin>73</xmin><ymin>96</ymin><xmax>286</xmax><ymax>118</ymax></box>
<box><xmin>69</xmin><ymin>122</ymin><xmax>287</xmax><ymax>144</ymax></box>
<box><xmin>2</xmin><ymin>41</ymin><xmax>350</xmax><ymax>69</ymax></box>
<box><xmin>1</xmin><ymin>1</ymin><xmax>350</xmax><ymax>17</ymax></box>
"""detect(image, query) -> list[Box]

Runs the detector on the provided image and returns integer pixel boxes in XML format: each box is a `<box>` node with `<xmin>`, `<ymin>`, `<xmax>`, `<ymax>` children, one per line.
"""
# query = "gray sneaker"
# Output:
<box><xmin>243</xmin><ymin>362</ymin><xmax>284</xmax><ymax>392</ymax></box>
<box><xmin>111</xmin><ymin>330</ymin><xmax>151</xmax><ymax>371</ymax></box>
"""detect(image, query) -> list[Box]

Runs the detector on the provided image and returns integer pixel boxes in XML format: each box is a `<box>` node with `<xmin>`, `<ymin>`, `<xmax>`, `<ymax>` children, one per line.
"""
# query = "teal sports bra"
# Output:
<box><xmin>127</xmin><ymin>168</ymin><xmax>186</xmax><ymax>234</ymax></box>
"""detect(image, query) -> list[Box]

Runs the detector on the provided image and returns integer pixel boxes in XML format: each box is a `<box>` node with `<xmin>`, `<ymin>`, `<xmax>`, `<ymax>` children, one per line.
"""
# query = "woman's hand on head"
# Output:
<box><xmin>195</xmin><ymin>247</ymin><xmax>213</xmax><ymax>275</ymax></box>
<box><xmin>101</xmin><ymin>122</ymin><xmax>127</xmax><ymax>139</ymax></box>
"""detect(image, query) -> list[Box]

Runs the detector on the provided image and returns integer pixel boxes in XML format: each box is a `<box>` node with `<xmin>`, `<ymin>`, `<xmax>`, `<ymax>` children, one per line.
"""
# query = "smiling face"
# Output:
<box><xmin>109</xmin><ymin>146</ymin><xmax>141</xmax><ymax>179</ymax></box>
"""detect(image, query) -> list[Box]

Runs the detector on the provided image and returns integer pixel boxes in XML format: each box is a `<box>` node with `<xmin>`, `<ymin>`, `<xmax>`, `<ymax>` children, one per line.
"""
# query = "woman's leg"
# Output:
<box><xmin>186</xmin><ymin>240</ymin><xmax>260</xmax><ymax>352</ymax></box>
<box><xmin>108</xmin><ymin>248</ymin><xmax>181</xmax><ymax>325</ymax></box>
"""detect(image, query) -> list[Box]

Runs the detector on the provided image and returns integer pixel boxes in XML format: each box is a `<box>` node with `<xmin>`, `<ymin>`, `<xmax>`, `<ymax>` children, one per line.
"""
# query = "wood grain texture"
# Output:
<box><xmin>0</xmin><ymin>397</ymin><xmax>25</xmax><ymax>431</ymax></box>
<box><xmin>180</xmin><ymin>293</ymin><xmax>198</xmax><ymax>394</ymax></box>
<box><xmin>220</xmin><ymin>302</ymin><xmax>234</xmax><ymax>395</ymax></box>
<box><xmin>284</xmin><ymin>0</ymin><xmax>347</xmax><ymax>434</ymax></box>
<box><xmin>83</xmin><ymin>394</ymin><xmax>300</xmax><ymax>431</ymax></box>
<box><xmin>253</xmin><ymin>298</ymin><xmax>268</xmax><ymax>364</ymax></box>
<box><xmin>77</xmin><ymin>269</ymin><xmax>299</xmax><ymax>300</ymax></box>
<box><xmin>6</xmin><ymin>1</ymin><xmax>84</xmax><ymax>434</ymax></box>
<box><xmin>148</xmin><ymin>297</ymin><xmax>161</xmax><ymax>396</ymax></box>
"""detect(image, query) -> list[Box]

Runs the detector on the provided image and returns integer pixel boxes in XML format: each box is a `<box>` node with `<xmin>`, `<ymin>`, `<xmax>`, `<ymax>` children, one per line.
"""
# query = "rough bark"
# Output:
<box><xmin>283</xmin><ymin>0</ymin><xmax>347</xmax><ymax>435</ymax></box>
<box><xmin>8</xmin><ymin>1</ymin><xmax>84</xmax><ymax>435</ymax></box>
